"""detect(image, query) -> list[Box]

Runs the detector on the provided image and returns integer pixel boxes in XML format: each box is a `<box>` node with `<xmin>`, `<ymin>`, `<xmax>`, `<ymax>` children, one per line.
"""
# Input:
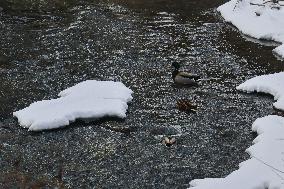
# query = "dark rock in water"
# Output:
<box><xmin>0</xmin><ymin>54</ymin><xmax>8</xmax><ymax>62</ymax></box>
<box><xmin>0</xmin><ymin>54</ymin><xmax>9</xmax><ymax>68</ymax></box>
<box><xmin>0</xmin><ymin>7</ymin><xmax>3</xmax><ymax>11</ymax></box>
<box><xmin>272</xmin><ymin>109</ymin><xmax>284</xmax><ymax>117</ymax></box>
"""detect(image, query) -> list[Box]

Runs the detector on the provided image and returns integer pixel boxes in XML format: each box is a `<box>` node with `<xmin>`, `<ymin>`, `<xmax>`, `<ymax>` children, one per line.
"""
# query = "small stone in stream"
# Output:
<box><xmin>255</xmin><ymin>11</ymin><xmax>261</xmax><ymax>16</ymax></box>
<box><xmin>0</xmin><ymin>54</ymin><xmax>8</xmax><ymax>64</ymax></box>
<box><xmin>0</xmin><ymin>54</ymin><xmax>10</xmax><ymax>68</ymax></box>
<box><xmin>163</xmin><ymin>136</ymin><xmax>176</xmax><ymax>147</ymax></box>
<box><xmin>272</xmin><ymin>110</ymin><xmax>284</xmax><ymax>117</ymax></box>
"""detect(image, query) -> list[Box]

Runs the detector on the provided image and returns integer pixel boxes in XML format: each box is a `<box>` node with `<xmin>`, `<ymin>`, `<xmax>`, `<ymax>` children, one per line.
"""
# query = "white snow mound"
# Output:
<box><xmin>237</xmin><ymin>72</ymin><xmax>284</xmax><ymax>110</ymax></box>
<box><xmin>190</xmin><ymin>115</ymin><xmax>284</xmax><ymax>189</ymax></box>
<box><xmin>218</xmin><ymin>0</ymin><xmax>284</xmax><ymax>58</ymax></box>
<box><xmin>13</xmin><ymin>80</ymin><xmax>133</xmax><ymax>131</ymax></box>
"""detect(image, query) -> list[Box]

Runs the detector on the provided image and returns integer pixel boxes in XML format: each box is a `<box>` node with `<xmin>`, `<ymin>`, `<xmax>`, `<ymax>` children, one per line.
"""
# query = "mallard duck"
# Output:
<box><xmin>172</xmin><ymin>62</ymin><xmax>200</xmax><ymax>86</ymax></box>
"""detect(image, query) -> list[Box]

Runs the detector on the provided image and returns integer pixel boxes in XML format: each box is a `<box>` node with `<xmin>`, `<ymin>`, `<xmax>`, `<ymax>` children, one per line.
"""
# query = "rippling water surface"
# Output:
<box><xmin>0</xmin><ymin>0</ymin><xmax>284</xmax><ymax>188</ymax></box>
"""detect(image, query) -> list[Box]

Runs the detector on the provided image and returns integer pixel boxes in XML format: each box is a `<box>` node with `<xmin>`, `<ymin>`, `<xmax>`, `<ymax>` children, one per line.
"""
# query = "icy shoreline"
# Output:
<box><xmin>217</xmin><ymin>0</ymin><xmax>284</xmax><ymax>58</ymax></box>
<box><xmin>13</xmin><ymin>80</ymin><xmax>133</xmax><ymax>131</ymax></box>
<box><xmin>190</xmin><ymin>115</ymin><xmax>284</xmax><ymax>189</ymax></box>
<box><xmin>189</xmin><ymin>0</ymin><xmax>284</xmax><ymax>187</ymax></box>
<box><xmin>190</xmin><ymin>72</ymin><xmax>284</xmax><ymax>188</ymax></box>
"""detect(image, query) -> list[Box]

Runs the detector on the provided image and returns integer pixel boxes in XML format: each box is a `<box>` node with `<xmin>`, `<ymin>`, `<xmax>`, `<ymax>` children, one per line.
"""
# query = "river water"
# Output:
<box><xmin>0</xmin><ymin>0</ymin><xmax>284</xmax><ymax>188</ymax></box>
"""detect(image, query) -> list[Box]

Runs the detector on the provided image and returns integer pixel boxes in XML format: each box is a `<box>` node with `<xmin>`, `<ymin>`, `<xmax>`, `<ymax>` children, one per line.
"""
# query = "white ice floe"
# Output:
<box><xmin>190</xmin><ymin>115</ymin><xmax>284</xmax><ymax>189</ymax></box>
<box><xmin>218</xmin><ymin>0</ymin><xmax>284</xmax><ymax>58</ymax></box>
<box><xmin>237</xmin><ymin>72</ymin><xmax>284</xmax><ymax>111</ymax></box>
<box><xmin>13</xmin><ymin>80</ymin><xmax>133</xmax><ymax>131</ymax></box>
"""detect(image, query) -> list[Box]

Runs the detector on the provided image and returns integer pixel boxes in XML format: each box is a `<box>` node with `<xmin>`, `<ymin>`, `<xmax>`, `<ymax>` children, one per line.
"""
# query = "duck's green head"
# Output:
<box><xmin>172</xmin><ymin>62</ymin><xmax>180</xmax><ymax>70</ymax></box>
<box><xmin>172</xmin><ymin>69</ymin><xmax>179</xmax><ymax>79</ymax></box>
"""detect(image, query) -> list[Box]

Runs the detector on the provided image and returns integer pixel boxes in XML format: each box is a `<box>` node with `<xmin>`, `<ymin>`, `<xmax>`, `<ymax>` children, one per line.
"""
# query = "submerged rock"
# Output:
<box><xmin>0</xmin><ymin>54</ymin><xmax>10</xmax><ymax>68</ymax></box>
<box><xmin>0</xmin><ymin>54</ymin><xmax>8</xmax><ymax>63</ymax></box>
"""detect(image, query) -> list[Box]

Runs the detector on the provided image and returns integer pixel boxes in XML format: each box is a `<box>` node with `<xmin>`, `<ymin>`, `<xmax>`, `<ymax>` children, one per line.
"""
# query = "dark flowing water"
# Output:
<box><xmin>0</xmin><ymin>0</ymin><xmax>284</xmax><ymax>188</ymax></box>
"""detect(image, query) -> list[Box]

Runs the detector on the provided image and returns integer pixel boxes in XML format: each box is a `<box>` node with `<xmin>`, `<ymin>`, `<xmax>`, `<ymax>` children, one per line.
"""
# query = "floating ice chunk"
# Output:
<box><xmin>189</xmin><ymin>115</ymin><xmax>284</xmax><ymax>189</ymax></box>
<box><xmin>13</xmin><ymin>80</ymin><xmax>133</xmax><ymax>131</ymax></box>
<box><xmin>237</xmin><ymin>72</ymin><xmax>284</xmax><ymax>110</ymax></box>
<box><xmin>218</xmin><ymin>0</ymin><xmax>284</xmax><ymax>58</ymax></box>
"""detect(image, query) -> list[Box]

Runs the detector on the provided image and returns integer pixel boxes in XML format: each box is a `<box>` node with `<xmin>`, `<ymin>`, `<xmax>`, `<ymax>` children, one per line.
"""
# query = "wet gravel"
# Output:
<box><xmin>0</xmin><ymin>0</ymin><xmax>284</xmax><ymax>188</ymax></box>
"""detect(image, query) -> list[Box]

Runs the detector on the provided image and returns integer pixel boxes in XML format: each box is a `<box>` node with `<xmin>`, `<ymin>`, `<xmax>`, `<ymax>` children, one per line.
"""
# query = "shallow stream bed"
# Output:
<box><xmin>0</xmin><ymin>0</ymin><xmax>284</xmax><ymax>188</ymax></box>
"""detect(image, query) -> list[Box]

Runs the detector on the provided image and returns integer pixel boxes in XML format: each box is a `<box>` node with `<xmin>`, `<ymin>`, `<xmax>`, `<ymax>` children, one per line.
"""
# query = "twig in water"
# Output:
<box><xmin>250</xmin><ymin>2</ymin><xmax>265</xmax><ymax>6</ymax></box>
<box><xmin>100</xmin><ymin>125</ymin><xmax>135</xmax><ymax>134</ymax></box>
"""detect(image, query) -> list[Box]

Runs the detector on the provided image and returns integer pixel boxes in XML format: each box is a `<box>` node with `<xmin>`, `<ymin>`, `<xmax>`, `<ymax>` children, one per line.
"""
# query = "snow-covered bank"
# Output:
<box><xmin>237</xmin><ymin>72</ymin><xmax>284</xmax><ymax>111</ymax></box>
<box><xmin>13</xmin><ymin>80</ymin><xmax>133</xmax><ymax>131</ymax></box>
<box><xmin>189</xmin><ymin>72</ymin><xmax>284</xmax><ymax>188</ymax></box>
<box><xmin>190</xmin><ymin>115</ymin><xmax>284</xmax><ymax>189</ymax></box>
<box><xmin>218</xmin><ymin>0</ymin><xmax>284</xmax><ymax>58</ymax></box>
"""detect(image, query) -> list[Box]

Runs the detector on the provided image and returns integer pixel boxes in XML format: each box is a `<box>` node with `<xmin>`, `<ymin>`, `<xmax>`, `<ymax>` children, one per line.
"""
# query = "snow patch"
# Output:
<box><xmin>218</xmin><ymin>0</ymin><xmax>284</xmax><ymax>58</ymax></box>
<box><xmin>13</xmin><ymin>80</ymin><xmax>133</xmax><ymax>131</ymax></box>
<box><xmin>190</xmin><ymin>115</ymin><xmax>284</xmax><ymax>189</ymax></box>
<box><xmin>237</xmin><ymin>72</ymin><xmax>284</xmax><ymax>111</ymax></box>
